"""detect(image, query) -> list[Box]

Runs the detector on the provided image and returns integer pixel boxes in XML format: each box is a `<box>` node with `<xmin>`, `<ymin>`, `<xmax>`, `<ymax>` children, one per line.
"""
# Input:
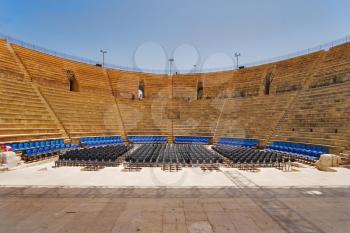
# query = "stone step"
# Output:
<box><xmin>0</xmin><ymin>128</ymin><xmax>60</xmax><ymax>134</ymax></box>
<box><xmin>0</xmin><ymin>133</ymin><xmax>63</xmax><ymax>143</ymax></box>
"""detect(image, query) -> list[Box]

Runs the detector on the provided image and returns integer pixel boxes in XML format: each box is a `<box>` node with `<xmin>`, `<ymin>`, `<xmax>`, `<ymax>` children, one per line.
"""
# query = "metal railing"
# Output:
<box><xmin>1</xmin><ymin>32</ymin><xmax>349</xmax><ymax>74</ymax></box>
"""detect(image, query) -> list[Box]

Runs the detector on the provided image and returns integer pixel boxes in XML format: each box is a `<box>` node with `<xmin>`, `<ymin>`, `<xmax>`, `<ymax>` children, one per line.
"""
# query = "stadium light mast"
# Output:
<box><xmin>234</xmin><ymin>52</ymin><xmax>241</xmax><ymax>69</ymax></box>
<box><xmin>100</xmin><ymin>50</ymin><xmax>107</xmax><ymax>67</ymax></box>
<box><xmin>168</xmin><ymin>58</ymin><xmax>174</xmax><ymax>75</ymax></box>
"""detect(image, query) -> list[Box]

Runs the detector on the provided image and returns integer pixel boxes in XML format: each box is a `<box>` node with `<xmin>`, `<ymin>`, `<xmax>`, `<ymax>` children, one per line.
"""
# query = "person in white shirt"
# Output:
<box><xmin>138</xmin><ymin>89</ymin><xmax>143</xmax><ymax>100</ymax></box>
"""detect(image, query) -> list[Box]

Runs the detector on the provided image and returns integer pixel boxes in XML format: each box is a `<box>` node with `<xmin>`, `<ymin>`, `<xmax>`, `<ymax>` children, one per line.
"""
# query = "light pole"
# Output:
<box><xmin>234</xmin><ymin>52</ymin><xmax>241</xmax><ymax>69</ymax></box>
<box><xmin>168</xmin><ymin>58</ymin><xmax>174</xmax><ymax>75</ymax></box>
<box><xmin>100</xmin><ymin>50</ymin><xmax>107</xmax><ymax>67</ymax></box>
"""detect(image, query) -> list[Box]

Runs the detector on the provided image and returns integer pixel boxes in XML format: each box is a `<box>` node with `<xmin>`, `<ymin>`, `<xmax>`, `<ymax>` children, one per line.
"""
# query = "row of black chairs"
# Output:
<box><xmin>212</xmin><ymin>145</ymin><xmax>297</xmax><ymax>166</ymax></box>
<box><xmin>56</xmin><ymin>145</ymin><xmax>132</xmax><ymax>166</ymax></box>
<box><xmin>125</xmin><ymin>144</ymin><xmax>223</xmax><ymax>165</ymax></box>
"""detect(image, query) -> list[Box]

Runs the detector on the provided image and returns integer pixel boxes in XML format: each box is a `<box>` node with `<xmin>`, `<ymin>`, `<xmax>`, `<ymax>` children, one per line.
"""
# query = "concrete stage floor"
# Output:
<box><xmin>1</xmin><ymin>160</ymin><xmax>350</xmax><ymax>188</ymax></box>
<box><xmin>0</xmin><ymin>187</ymin><xmax>349</xmax><ymax>233</ymax></box>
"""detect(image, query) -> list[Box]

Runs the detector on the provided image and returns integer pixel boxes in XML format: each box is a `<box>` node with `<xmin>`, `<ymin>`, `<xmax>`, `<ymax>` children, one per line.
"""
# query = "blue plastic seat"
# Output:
<box><xmin>34</xmin><ymin>141</ymin><xmax>40</xmax><ymax>148</ymax></box>
<box><xmin>39</xmin><ymin>147</ymin><xmax>44</xmax><ymax>156</ymax></box>
<box><xmin>45</xmin><ymin>147</ymin><xmax>51</xmax><ymax>155</ymax></box>
<box><xmin>18</xmin><ymin>143</ymin><xmax>24</xmax><ymax>151</ymax></box>
<box><xmin>23</xmin><ymin>143</ymin><xmax>29</xmax><ymax>150</ymax></box>
<box><xmin>12</xmin><ymin>143</ymin><xmax>19</xmax><ymax>151</ymax></box>
<box><xmin>32</xmin><ymin>148</ymin><xmax>38</xmax><ymax>157</ymax></box>
<box><xmin>29</xmin><ymin>142</ymin><xmax>35</xmax><ymax>149</ymax></box>
<box><xmin>26</xmin><ymin>149</ymin><xmax>33</xmax><ymax>157</ymax></box>
<box><xmin>50</xmin><ymin>145</ymin><xmax>56</xmax><ymax>152</ymax></box>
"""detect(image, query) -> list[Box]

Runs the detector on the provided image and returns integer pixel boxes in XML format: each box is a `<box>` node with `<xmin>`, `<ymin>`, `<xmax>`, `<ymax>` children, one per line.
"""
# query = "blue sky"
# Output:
<box><xmin>0</xmin><ymin>0</ymin><xmax>349</xmax><ymax>72</ymax></box>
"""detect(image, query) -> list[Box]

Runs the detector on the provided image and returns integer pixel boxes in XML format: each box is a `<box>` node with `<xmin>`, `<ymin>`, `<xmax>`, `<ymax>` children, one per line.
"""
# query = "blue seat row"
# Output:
<box><xmin>218</xmin><ymin>138</ymin><xmax>259</xmax><ymax>148</ymax></box>
<box><xmin>20</xmin><ymin>140</ymin><xmax>79</xmax><ymax>159</ymax></box>
<box><xmin>7</xmin><ymin>139</ymin><xmax>78</xmax><ymax>152</ymax></box>
<box><xmin>175</xmin><ymin>136</ymin><xmax>211</xmax><ymax>144</ymax></box>
<box><xmin>80</xmin><ymin>136</ymin><xmax>123</xmax><ymax>146</ymax></box>
<box><xmin>128</xmin><ymin>136</ymin><xmax>167</xmax><ymax>144</ymax></box>
<box><xmin>266</xmin><ymin>141</ymin><xmax>328</xmax><ymax>158</ymax></box>
<box><xmin>24</xmin><ymin>145</ymin><xmax>67</xmax><ymax>158</ymax></box>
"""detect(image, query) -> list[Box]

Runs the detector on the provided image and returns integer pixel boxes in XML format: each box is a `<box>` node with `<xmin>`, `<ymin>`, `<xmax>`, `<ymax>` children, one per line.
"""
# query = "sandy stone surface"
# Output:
<box><xmin>0</xmin><ymin>161</ymin><xmax>350</xmax><ymax>188</ymax></box>
<box><xmin>0</xmin><ymin>187</ymin><xmax>349</xmax><ymax>233</ymax></box>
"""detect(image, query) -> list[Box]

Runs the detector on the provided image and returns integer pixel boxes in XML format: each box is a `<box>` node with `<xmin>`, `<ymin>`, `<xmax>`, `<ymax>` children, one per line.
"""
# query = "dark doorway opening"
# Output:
<box><xmin>66</xmin><ymin>70</ymin><xmax>79</xmax><ymax>92</ymax></box>
<box><xmin>197</xmin><ymin>80</ymin><xmax>203</xmax><ymax>100</ymax></box>
<box><xmin>138</xmin><ymin>80</ymin><xmax>145</xmax><ymax>99</ymax></box>
<box><xmin>264</xmin><ymin>72</ymin><xmax>274</xmax><ymax>95</ymax></box>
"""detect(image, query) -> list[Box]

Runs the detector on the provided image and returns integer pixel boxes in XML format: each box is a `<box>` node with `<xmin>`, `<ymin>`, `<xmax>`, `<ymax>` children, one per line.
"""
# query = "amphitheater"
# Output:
<box><xmin>0</xmin><ymin>34</ymin><xmax>350</xmax><ymax>233</ymax></box>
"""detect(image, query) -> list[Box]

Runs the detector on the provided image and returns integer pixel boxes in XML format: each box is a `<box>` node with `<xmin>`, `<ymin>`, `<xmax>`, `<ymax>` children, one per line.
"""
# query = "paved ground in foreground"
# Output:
<box><xmin>0</xmin><ymin>187</ymin><xmax>349</xmax><ymax>233</ymax></box>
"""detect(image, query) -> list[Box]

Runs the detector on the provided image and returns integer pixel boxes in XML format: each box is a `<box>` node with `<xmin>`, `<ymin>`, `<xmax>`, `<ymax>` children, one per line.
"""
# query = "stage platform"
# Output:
<box><xmin>0</xmin><ymin>160</ymin><xmax>350</xmax><ymax>188</ymax></box>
